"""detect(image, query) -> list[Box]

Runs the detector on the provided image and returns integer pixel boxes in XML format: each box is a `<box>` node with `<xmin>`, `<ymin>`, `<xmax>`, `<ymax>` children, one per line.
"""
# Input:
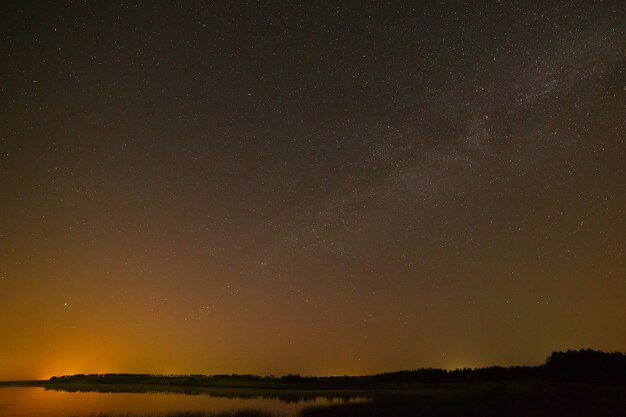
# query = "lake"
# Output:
<box><xmin>0</xmin><ymin>387</ymin><xmax>368</xmax><ymax>417</ymax></box>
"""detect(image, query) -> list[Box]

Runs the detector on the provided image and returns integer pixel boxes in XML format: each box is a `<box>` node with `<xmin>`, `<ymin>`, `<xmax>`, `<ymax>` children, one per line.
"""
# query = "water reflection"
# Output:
<box><xmin>0</xmin><ymin>387</ymin><xmax>369</xmax><ymax>417</ymax></box>
<box><xmin>44</xmin><ymin>384</ymin><xmax>367</xmax><ymax>404</ymax></box>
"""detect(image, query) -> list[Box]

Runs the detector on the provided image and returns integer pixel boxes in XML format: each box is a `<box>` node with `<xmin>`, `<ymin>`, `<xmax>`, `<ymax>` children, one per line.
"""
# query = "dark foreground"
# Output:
<box><xmin>72</xmin><ymin>377</ymin><xmax>625</xmax><ymax>417</ymax></box>
<box><xmin>299</xmin><ymin>381</ymin><xmax>626</xmax><ymax>417</ymax></box>
<box><xmin>2</xmin><ymin>380</ymin><xmax>624</xmax><ymax>417</ymax></box>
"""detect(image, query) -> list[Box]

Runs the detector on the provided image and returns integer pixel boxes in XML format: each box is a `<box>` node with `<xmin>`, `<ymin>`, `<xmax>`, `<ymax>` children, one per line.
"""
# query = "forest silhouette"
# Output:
<box><xmin>46</xmin><ymin>349</ymin><xmax>626</xmax><ymax>388</ymax></box>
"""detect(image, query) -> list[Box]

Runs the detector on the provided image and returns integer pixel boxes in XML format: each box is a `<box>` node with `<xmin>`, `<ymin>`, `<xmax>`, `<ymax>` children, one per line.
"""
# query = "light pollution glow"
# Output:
<box><xmin>1</xmin><ymin>1</ymin><xmax>624</xmax><ymax>381</ymax></box>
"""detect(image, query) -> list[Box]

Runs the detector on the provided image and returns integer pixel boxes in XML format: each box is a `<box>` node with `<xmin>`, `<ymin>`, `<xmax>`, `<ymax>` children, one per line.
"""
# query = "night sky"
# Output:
<box><xmin>1</xmin><ymin>1</ymin><xmax>624</xmax><ymax>381</ymax></box>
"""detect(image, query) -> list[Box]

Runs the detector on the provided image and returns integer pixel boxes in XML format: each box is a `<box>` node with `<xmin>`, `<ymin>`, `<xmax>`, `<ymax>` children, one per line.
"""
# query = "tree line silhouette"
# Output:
<box><xmin>49</xmin><ymin>349</ymin><xmax>626</xmax><ymax>387</ymax></box>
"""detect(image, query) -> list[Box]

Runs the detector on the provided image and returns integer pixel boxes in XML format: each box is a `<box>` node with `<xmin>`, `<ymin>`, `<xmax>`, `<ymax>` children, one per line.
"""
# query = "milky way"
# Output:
<box><xmin>1</xmin><ymin>1</ymin><xmax>624</xmax><ymax>379</ymax></box>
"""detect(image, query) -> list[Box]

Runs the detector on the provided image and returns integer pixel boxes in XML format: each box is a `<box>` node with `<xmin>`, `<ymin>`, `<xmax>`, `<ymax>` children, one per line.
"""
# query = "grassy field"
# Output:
<box><xmin>299</xmin><ymin>381</ymin><xmax>626</xmax><ymax>417</ymax></box>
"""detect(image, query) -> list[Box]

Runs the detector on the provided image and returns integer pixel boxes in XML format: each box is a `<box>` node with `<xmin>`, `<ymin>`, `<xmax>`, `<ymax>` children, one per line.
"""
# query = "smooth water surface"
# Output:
<box><xmin>0</xmin><ymin>387</ymin><xmax>367</xmax><ymax>417</ymax></box>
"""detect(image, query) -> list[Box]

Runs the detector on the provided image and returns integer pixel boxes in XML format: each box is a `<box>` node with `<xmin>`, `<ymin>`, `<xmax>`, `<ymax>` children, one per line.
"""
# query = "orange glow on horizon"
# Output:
<box><xmin>1</xmin><ymin>0</ymin><xmax>624</xmax><ymax>383</ymax></box>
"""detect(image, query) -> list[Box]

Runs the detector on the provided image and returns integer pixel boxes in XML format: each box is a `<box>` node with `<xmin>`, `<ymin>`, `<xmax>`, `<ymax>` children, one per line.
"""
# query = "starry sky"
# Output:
<box><xmin>1</xmin><ymin>1</ymin><xmax>624</xmax><ymax>380</ymax></box>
